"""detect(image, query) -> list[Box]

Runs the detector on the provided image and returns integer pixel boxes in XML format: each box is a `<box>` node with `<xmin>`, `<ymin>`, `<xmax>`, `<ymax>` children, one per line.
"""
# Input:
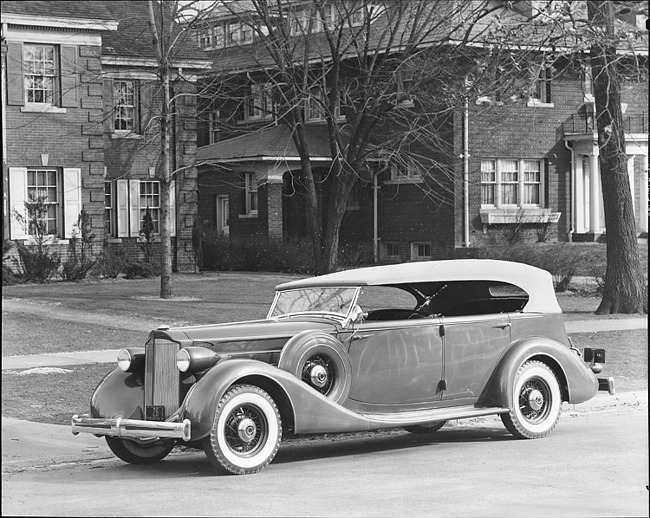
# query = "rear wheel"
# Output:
<box><xmin>105</xmin><ymin>436</ymin><xmax>174</xmax><ymax>464</ymax></box>
<box><xmin>404</xmin><ymin>421</ymin><xmax>446</xmax><ymax>434</ymax></box>
<box><xmin>202</xmin><ymin>384</ymin><xmax>282</xmax><ymax>475</ymax></box>
<box><xmin>501</xmin><ymin>360</ymin><xmax>562</xmax><ymax>439</ymax></box>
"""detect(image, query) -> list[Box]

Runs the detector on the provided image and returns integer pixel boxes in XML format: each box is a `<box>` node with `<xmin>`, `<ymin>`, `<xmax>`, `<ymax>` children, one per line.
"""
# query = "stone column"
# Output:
<box><xmin>589</xmin><ymin>152</ymin><xmax>600</xmax><ymax>233</ymax></box>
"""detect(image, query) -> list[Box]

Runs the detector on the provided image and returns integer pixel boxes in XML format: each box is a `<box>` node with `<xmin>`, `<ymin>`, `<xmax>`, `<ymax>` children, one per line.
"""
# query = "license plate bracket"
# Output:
<box><xmin>146</xmin><ymin>405</ymin><xmax>166</xmax><ymax>421</ymax></box>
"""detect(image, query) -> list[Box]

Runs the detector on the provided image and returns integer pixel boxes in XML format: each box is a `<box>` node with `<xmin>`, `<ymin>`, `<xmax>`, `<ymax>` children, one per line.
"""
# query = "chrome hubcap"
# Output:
<box><xmin>237</xmin><ymin>418</ymin><xmax>257</xmax><ymax>442</ymax></box>
<box><xmin>309</xmin><ymin>364</ymin><xmax>329</xmax><ymax>388</ymax></box>
<box><xmin>528</xmin><ymin>389</ymin><xmax>544</xmax><ymax>411</ymax></box>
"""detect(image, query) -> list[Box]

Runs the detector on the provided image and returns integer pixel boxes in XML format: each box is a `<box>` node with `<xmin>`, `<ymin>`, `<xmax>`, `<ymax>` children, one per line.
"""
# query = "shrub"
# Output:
<box><xmin>61</xmin><ymin>210</ymin><xmax>96</xmax><ymax>282</ymax></box>
<box><xmin>2</xmin><ymin>239</ymin><xmax>17</xmax><ymax>285</ymax></box>
<box><xmin>123</xmin><ymin>260</ymin><xmax>158</xmax><ymax>279</ymax></box>
<box><xmin>11</xmin><ymin>196</ymin><xmax>60</xmax><ymax>283</ymax></box>
<box><xmin>95</xmin><ymin>242</ymin><xmax>127</xmax><ymax>278</ymax></box>
<box><xmin>200</xmin><ymin>228</ymin><xmax>231</xmax><ymax>271</ymax></box>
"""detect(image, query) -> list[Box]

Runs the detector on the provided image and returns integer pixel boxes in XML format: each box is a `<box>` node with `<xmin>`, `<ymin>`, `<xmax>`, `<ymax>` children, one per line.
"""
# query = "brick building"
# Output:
<box><xmin>194</xmin><ymin>1</ymin><xmax>648</xmax><ymax>266</ymax></box>
<box><xmin>2</xmin><ymin>1</ymin><xmax>210</xmax><ymax>272</ymax></box>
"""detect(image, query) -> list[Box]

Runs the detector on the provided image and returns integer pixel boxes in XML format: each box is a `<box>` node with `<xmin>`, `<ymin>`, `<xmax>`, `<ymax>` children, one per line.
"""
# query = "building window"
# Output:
<box><xmin>210</xmin><ymin>108</ymin><xmax>221</xmax><ymax>144</ymax></box>
<box><xmin>481</xmin><ymin>160</ymin><xmax>496</xmax><ymax>206</ymax></box>
<box><xmin>390</xmin><ymin>158</ymin><xmax>422</xmax><ymax>182</ymax></box>
<box><xmin>411</xmin><ymin>242</ymin><xmax>432</xmax><ymax>261</ymax></box>
<box><xmin>383</xmin><ymin>242</ymin><xmax>401</xmax><ymax>259</ymax></box>
<box><xmin>215</xmin><ymin>195</ymin><xmax>230</xmax><ymax>234</ymax></box>
<box><xmin>500</xmin><ymin>159</ymin><xmax>519</xmax><ymax>206</ymax></box>
<box><xmin>528</xmin><ymin>67</ymin><xmax>553</xmax><ymax>106</ymax></box>
<box><xmin>114</xmin><ymin>80</ymin><xmax>138</xmax><ymax>132</ymax></box>
<box><xmin>480</xmin><ymin>158</ymin><xmax>544</xmax><ymax>208</ymax></box>
<box><xmin>105</xmin><ymin>181</ymin><xmax>114</xmax><ymax>236</ymax></box>
<box><xmin>246</xmin><ymin>83</ymin><xmax>273</xmax><ymax>120</ymax></box>
<box><xmin>523</xmin><ymin>160</ymin><xmax>541</xmax><ymax>205</ymax></box>
<box><xmin>245</xmin><ymin>173</ymin><xmax>258</xmax><ymax>215</ymax></box>
<box><xmin>346</xmin><ymin>185</ymin><xmax>360</xmax><ymax>210</ymax></box>
<box><xmin>27</xmin><ymin>169</ymin><xmax>59</xmax><ymax>235</ymax></box>
<box><xmin>139</xmin><ymin>181</ymin><xmax>160</xmax><ymax>233</ymax></box>
<box><xmin>24</xmin><ymin>44</ymin><xmax>57</xmax><ymax>104</ymax></box>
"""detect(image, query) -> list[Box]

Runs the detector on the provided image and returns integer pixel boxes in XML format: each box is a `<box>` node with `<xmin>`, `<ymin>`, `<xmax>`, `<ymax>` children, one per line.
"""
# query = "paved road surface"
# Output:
<box><xmin>2</xmin><ymin>406</ymin><xmax>647</xmax><ymax>517</ymax></box>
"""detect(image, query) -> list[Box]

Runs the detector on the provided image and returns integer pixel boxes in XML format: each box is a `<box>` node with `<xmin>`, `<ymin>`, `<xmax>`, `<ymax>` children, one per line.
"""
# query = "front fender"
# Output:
<box><xmin>180</xmin><ymin>359</ymin><xmax>371</xmax><ymax>441</ymax></box>
<box><xmin>479</xmin><ymin>337</ymin><xmax>598</xmax><ymax>408</ymax></box>
<box><xmin>90</xmin><ymin>368</ymin><xmax>145</xmax><ymax>420</ymax></box>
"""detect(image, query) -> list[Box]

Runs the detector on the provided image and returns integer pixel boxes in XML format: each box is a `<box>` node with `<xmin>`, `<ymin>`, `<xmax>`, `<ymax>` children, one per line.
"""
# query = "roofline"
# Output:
<box><xmin>102</xmin><ymin>56</ymin><xmax>212</xmax><ymax>70</ymax></box>
<box><xmin>198</xmin><ymin>155</ymin><xmax>332</xmax><ymax>164</ymax></box>
<box><xmin>2</xmin><ymin>13</ymin><xmax>119</xmax><ymax>31</ymax></box>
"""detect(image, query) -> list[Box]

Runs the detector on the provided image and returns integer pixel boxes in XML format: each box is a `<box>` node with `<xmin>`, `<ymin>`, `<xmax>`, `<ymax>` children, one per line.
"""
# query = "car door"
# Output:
<box><xmin>346</xmin><ymin>317</ymin><xmax>444</xmax><ymax>406</ymax></box>
<box><xmin>440</xmin><ymin>313</ymin><xmax>512</xmax><ymax>404</ymax></box>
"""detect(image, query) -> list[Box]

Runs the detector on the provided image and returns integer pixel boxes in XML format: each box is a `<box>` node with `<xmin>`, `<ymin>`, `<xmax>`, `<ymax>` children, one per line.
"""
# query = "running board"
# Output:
<box><xmin>360</xmin><ymin>406</ymin><xmax>510</xmax><ymax>426</ymax></box>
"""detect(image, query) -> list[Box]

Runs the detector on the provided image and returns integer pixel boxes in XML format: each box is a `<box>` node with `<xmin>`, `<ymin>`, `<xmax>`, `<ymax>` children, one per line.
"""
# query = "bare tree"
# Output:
<box><xmin>586</xmin><ymin>0</ymin><xmax>645</xmax><ymax>313</ymax></box>
<box><xmin>145</xmin><ymin>0</ymin><xmax>211</xmax><ymax>297</ymax></box>
<box><xmin>211</xmin><ymin>0</ymin><xmax>514</xmax><ymax>273</ymax></box>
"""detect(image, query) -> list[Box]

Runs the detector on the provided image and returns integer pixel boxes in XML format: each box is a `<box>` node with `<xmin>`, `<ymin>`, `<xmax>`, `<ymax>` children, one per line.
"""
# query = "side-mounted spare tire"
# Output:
<box><xmin>278</xmin><ymin>330</ymin><xmax>352</xmax><ymax>404</ymax></box>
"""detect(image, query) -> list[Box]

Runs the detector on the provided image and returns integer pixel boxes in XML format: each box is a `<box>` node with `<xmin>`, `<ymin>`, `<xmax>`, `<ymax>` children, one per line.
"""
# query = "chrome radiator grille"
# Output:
<box><xmin>144</xmin><ymin>339</ymin><xmax>180</xmax><ymax>419</ymax></box>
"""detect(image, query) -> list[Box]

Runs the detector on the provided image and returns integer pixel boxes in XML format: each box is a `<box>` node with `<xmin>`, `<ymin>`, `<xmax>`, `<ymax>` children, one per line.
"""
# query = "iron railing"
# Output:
<box><xmin>562</xmin><ymin>110</ymin><xmax>648</xmax><ymax>135</ymax></box>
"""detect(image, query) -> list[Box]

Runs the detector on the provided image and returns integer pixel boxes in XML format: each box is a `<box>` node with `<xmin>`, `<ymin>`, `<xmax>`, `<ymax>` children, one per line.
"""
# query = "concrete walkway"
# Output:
<box><xmin>1</xmin><ymin>317</ymin><xmax>646</xmax><ymax>371</ymax></box>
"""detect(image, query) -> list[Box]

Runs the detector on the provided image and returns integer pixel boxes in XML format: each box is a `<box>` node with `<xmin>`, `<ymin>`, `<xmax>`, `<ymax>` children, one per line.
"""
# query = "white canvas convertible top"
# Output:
<box><xmin>275</xmin><ymin>259</ymin><xmax>561</xmax><ymax>314</ymax></box>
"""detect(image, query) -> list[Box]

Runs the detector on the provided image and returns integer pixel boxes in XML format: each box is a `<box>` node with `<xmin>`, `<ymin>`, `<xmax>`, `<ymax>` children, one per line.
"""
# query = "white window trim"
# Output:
<box><xmin>411</xmin><ymin>242</ymin><xmax>432</xmax><ymax>261</ymax></box>
<box><xmin>386</xmin><ymin>160</ymin><xmax>423</xmax><ymax>184</ymax></box>
<box><xmin>244</xmin><ymin>172</ymin><xmax>258</xmax><ymax>216</ymax></box>
<box><xmin>480</xmin><ymin>158</ymin><xmax>545</xmax><ymax>209</ymax></box>
<box><xmin>9</xmin><ymin>166</ymin><xmax>80</xmax><ymax>241</ymax></box>
<box><xmin>114</xmin><ymin>179</ymin><xmax>175</xmax><ymax>238</ymax></box>
<box><xmin>244</xmin><ymin>83</ymin><xmax>273</xmax><ymax>121</ymax></box>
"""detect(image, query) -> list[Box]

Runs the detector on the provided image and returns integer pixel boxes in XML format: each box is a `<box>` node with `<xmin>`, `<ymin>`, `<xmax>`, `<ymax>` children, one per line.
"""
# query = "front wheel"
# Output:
<box><xmin>202</xmin><ymin>384</ymin><xmax>282</xmax><ymax>475</ymax></box>
<box><xmin>105</xmin><ymin>436</ymin><xmax>175</xmax><ymax>464</ymax></box>
<box><xmin>501</xmin><ymin>360</ymin><xmax>562</xmax><ymax>439</ymax></box>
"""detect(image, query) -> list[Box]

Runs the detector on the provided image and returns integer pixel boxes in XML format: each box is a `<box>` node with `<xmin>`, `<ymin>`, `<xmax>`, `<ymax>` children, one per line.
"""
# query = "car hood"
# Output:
<box><xmin>151</xmin><ymin>317</ymin><xmax>341</xmax><ymax>351</ymax></box>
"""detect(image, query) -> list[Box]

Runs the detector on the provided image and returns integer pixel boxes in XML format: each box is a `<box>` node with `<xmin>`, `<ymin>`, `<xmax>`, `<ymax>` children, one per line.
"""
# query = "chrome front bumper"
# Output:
<box><xmin>71</xmin><ymin>414</ymin><xmax>191</xmax><ymax>442</ymax></box>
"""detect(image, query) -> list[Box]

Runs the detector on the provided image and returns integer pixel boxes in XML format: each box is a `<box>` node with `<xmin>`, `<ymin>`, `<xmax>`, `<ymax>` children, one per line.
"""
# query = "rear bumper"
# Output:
<box><xmin>598</xmin><ymin>377</ymin><xmax>615</xmax><ymax>395</ymax></box>
<box><xmin>71</xmin><ymin>414</ymin><xmax>191</xmax><ymax>442</ymax></box>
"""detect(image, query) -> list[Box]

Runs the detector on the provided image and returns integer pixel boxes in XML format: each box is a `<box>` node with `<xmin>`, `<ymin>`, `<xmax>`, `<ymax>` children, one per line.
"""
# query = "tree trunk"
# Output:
<box><xmin>159</xmin><ymin>67</ymin><xmax>173</xmax><ymax>299</ymax></box>
<box><xmin>588</xmin><ymin>1</ymin><xmax>644</xmax><ymax>314</ymax></box>
<box><xmin>291</xmin><ymin>124</ymin><xmax>322</xmax><ymax>270</ymax></box>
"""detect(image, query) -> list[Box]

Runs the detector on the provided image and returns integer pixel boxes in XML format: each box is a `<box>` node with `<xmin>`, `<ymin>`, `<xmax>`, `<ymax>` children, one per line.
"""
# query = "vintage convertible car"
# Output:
<box><xmin>72</xmin><ymin>259</ymin><xmax>613</xmax><ymax>474</ymax></box>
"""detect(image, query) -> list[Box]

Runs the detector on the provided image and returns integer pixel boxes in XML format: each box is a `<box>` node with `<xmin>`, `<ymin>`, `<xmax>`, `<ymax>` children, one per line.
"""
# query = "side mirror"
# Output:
<box><xmin>344</xmin><ymin>305</ymin><xmax>366</xmax><ymax>328</ymax></box>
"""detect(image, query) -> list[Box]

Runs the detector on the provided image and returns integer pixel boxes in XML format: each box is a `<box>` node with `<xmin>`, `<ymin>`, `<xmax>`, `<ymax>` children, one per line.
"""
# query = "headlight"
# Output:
<box><xmin>176</xmin><ymin>348</ymin><xmax>191</xmax><ymax>373</ymax></box>
<box><xmin>176</xmin><ymin>347</ymin><xmax>220</xmax><ymax>373</ymax></box>
<box><xmin>117</xmin><ymin>348</ymin><xmax>145</xmax><ymax>372</ymax></box>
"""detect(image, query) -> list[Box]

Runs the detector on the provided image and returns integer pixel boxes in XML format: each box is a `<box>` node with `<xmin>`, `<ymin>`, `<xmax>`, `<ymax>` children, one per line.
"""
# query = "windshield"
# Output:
<box><xmin>269</xmin><ymin>287</ymin><xmax>358</xmax><ymax>319</ymax></box>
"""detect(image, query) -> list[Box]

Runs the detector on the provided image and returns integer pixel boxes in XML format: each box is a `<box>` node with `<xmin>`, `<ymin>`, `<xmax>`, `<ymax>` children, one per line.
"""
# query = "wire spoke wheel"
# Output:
<box><xmin>203</xmin><ymin>384</ymin><xmax>282</xmax><ymax>475</ymax></box>
<box><xmin>501</xmin><ymin>360</ymin><xmax>562</xmax><ymax>439</ymax></box>
<box><xmin>301</xmin><ymin>354</ymin><xmax>334</xmax><ymax>396</ymax></box>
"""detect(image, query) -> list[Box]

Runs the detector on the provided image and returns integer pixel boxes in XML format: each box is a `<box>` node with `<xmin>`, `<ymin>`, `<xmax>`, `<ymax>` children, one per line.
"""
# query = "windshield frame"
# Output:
<box><xmin>267</xmin><ymin>286</ymin><xmax>361</xmax><ymax>321</ymax></box>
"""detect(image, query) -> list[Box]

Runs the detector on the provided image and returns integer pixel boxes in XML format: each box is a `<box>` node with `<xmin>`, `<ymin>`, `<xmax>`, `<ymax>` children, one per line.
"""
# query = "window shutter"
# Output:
<box><xmin>116</xmin><ymin>180</ymin><xmax>129</xmax><ymax>237</ymax></box>
<box><xmin>7</xmin><ymin>43</ymin><xmax>25</xmax><ymax>106</ymax></box>
<box><xmin>9</xmin><ymin>167</ymin><xmax>28</xmax><ymax>239</ymax></box>
<box><xmin>169</xmin><ymin>180</ymin><xmax>176</xmax><ymax>237</ymax></box>
<box><xmin>129</xmin><ymin>180</ymin><xmax>141</xmax><ymax>237</ymax></box>
<box><xmin>60</xmin><ymin>45</ymin><xmax>79</xmax><ymax>107</ymax></box>
<box><xmin>63</xmin><ymin>168</ymin><xmax>82</xmax><ymax>238</ymax></box>
<box><xmin>103</xmin><ymin>79</ymin><xmax>114</xmax><ymax>133</ymax></box>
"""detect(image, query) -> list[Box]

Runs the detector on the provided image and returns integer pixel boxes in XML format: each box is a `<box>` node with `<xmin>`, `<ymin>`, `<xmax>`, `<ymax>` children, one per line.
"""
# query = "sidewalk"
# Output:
<box><xmin>1</xmin><ymin>317</ymin><xmax>646</xmax><ymax>371</ymax></box>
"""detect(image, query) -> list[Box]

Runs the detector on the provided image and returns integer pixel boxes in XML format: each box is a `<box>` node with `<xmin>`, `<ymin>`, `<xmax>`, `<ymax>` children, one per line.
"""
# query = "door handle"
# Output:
<box><xmin>492</xmin><ymin>323</ymin><xmax>511</xmax><ymax>329</ymax></box>
<box><xmin>351</xmin><ymin>334</ymin><xmax>373</xmax><ymax>341</ymax></box>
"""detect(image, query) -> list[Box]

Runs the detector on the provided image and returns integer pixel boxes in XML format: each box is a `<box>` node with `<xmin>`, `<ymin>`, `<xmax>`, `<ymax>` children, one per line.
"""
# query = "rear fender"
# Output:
<box><xmin>479</xmin><ymin>337</ymin><xmax>598</xmax><ymax>408</ymax></box>
<box><xmin>180</xmin><ymin>359</ymin><xmax>371</xmax><ymax>441</ymax></box>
